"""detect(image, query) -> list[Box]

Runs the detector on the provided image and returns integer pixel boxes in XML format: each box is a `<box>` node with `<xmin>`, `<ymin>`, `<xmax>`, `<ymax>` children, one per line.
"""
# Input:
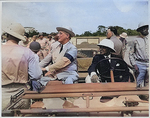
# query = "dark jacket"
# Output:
<box><xmin>88</xmin><ymin>54</ymin><xmax>129</xmax><ymax>82</ymax></box>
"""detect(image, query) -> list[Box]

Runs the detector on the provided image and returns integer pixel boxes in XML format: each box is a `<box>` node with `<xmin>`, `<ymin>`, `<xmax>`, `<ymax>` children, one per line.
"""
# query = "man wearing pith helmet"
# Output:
<box><xmin>129</xmin><ymin>22</ymin><xmax>149</xmax><ymax>88</ymax></box>
<box><xmin>39</xmin><ymin>27</ymin><xmax>78</xmax><ymax>85</ymax></box>
<box><xmin>86</xmin><ymin>39</ymin><xmax>129</xmax><ymax>83</ymax></box>
<box><xmin>1</xmin><ymin>22</ymin><xmax>42</xmax><ymax>111</ymax></box>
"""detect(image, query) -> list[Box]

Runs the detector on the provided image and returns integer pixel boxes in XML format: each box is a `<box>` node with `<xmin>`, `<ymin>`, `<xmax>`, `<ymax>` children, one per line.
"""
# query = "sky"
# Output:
<box><xmin>1</xmin><ymin>0</ymin><xmax>149</xmax><ymax>35</ymax></box>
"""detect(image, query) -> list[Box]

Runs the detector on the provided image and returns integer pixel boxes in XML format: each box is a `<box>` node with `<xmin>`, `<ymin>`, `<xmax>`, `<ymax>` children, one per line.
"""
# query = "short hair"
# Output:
<box><xmin>39</xmin><ymin>33</ymin><xmax>43</xmax><ymax>37</ymax></box>
<box><xmin>24</xmin><ymin>33</ymin><xmax>29</xmax><ymax>38</ymax></box>
<box><xmin>108</xmin><ymin>26</ymin><xmax>117</xmax><ymax>35</ymax></box>
<box><xmin>47</xmin><ymin>35</ymin><xmax>52</xmax><ymax>38</ymax></box>
<box><xmin>7</xmin><ymin>34</ymin><xmax>20</xmax><ymax>42</ymax></box>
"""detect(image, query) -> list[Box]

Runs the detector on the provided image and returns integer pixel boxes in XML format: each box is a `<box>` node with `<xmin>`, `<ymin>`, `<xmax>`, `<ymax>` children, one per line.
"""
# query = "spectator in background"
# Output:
<box><xmin>47</xmin><ymin>34</ymin><xmax>55</xmax><ymax>52</ymax></box>
<box><xmin>2</xmin><ymin>23</ymin><xmax>42</xmax><ymax>111</ymax></box>
<box><xmin>106</xmin><ymin>26</ymin><xmax>123</xmax><ymax>59</ymax></box>
<box><xmin>18</xmin><ymin>32</ymin><xmax>30</xmax><ymax>47</ymax></box>
<box><xmin>48</xmin><ymin>35</ymin><xmax>55</xmax><ymax>44</ymax></box>
<box><xmin>129</xmin><ymin>22</ymin><xmax>149</xmax><ymax>88</ymax></box>
<box><xmin>37</xmin><ymin>33</ymin><xmax>50</xmax><ymax>61</ymax></box>
<box><xmin>53</xmin><ymin>34</ymin><xmax>59</xmax><ymax>41</ymax></box>
<box><xmin>119</xmin><ymin>32</ymin><xmax>128</xmax><ymax>59</ymax></box>
<box><xmin>32</xmin><ymin>35</ymin><xmax>38</xmax><ymax>41</ymax></box>
<box><xmin>27</xmin><ymin>35</ymin><xmax>38</xmax><ymax>48</ymax></box>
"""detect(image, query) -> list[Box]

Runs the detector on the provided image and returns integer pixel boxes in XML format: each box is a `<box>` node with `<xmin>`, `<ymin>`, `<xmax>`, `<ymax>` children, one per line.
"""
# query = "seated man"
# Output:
<box><xmin>39</xmin><ymin>27</ymin><xmax>79</xmax><ymax>86</ymax></box>
<box><xmin>86</xmin><ymin>39</ymin><xmax>129</xmax><ymax>83</ymax></box>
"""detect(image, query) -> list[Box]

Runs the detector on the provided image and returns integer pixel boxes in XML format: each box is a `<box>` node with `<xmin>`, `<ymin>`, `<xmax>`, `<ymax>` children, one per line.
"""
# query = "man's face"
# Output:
<box><xmin>32</xmin><ymin>36</ymin><xmax>37</xmax><ymax>41</ymax></box>
<box><xmin>24</xmin><ymin>36</ymin><xmax>28</xmax><ymax>42</ymax></box>
<box><xmin>99</xmin><ymin>46</ymin><xmax>110</xmax><ymax>55</ymax></box>
<box><xmin>140</xmin><ymin>27</ymin><xmax>149</xmax><ymax>36</ymax></box>
<box><xmin>106</xmin><ymin>29</ymin><xmax>113</xmax><ymax>39</ymax></box>
<box><xmin>58</xmin><ymin>31</ymin><xmax>69</xmax><ymax>44</ymax></box>
<box><xmin>39</xmin><ymin>35</ymin><xmax>43</xmax><ymax>39</ymax></box>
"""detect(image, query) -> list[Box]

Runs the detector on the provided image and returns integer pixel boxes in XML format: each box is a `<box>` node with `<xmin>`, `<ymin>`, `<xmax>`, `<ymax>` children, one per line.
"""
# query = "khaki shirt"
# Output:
<box><xmin>2</xmin><ymin>44</ymin><xmax>42</xmax><ymax>85</ymax></box>
<box><xmin>37</xmin><ymin>38</ymin><xmax>49</xmax><ymax>50</ymax></box>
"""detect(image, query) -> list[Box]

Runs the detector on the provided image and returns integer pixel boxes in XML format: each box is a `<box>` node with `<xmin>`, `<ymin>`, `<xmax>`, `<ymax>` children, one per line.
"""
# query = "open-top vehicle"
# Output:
<box><xmin>2</xmin><ymin>58</ymin><xmax>149</xmax><ymax>117</ymax></box>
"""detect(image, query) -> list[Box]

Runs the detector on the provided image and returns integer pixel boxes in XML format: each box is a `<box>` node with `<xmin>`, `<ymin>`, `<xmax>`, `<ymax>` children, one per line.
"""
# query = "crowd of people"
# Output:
<box><xmin>1</xmin><ymin>22</ymin><xmax>149</xmax><ymax>111</ymax></box>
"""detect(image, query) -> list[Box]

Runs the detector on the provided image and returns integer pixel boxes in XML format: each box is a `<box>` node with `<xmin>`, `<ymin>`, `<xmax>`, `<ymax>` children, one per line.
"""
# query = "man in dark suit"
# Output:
<box><xmin>86</xmin><ymin>39</ymin><xmax>129</xmax><ymax>83</ymax></box>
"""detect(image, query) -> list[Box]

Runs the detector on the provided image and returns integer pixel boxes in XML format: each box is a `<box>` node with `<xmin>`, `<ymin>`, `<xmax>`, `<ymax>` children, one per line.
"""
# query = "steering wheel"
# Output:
<box><xmin>95</xmin><ymin>57</ymin><xmax>129</xmax><ymax>82</ymax></box>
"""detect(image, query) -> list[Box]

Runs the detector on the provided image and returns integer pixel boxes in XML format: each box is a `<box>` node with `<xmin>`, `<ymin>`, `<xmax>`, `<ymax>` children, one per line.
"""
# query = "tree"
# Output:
<box><xmin>97</xmin><ymin>25</ymin><xmax>107</xmax><ymax>36</ymax></box>
<box><xmin>28</xmin><ymin>30</ymin><xmax>39</xmax><ymax>37</ymax></box>
<box><xmin>78</xmin><ymin>25</ymin><xmax>139</xmax><ymax>36</ymax></box>
<box><xmin>83</xmin><ymin>31</ymin><xmax>92</xmax><ymax>36</ymax></box>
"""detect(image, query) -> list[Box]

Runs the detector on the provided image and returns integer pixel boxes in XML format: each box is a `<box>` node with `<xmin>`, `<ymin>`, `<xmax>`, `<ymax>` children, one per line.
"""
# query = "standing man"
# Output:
<box><xmin>106</xmin><ymin>26</ymin><xmax>123</xmax><ymax>59</ymax></box>
<box><xmin>39</xmin><ymin>27</ymin><xmax>78</xmax><ymax>85</ymax></box>
<box><xmin>2</xmin><ymin>23</ymin><xmax>42</xmax><ymax>111</ymax></box>
<box><xmin>129</xmin><ymin>22</ymin><xmax>149</xmax><ymax>88</ymax></box>
<box><xmin>47</xmin><ymin>34</ymin><xmax>55</xmax><ymax>53</ymax></box>
<box><xmin>37</xmin><ymin>33</ymin><xmax>50</xmax><ymax>61</ymax></box>
<box><xmin>119</xmin><ymin>32</ymin><xmax>128</xmax><ymax>59</ymax></box>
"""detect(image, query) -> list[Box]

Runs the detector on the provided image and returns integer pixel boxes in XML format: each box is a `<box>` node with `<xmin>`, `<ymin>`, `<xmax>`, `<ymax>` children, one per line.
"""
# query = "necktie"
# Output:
<box><xmin>59</xmin><ymin>44</ymin><xmax>63</xmax><ymax>53</ymax></box>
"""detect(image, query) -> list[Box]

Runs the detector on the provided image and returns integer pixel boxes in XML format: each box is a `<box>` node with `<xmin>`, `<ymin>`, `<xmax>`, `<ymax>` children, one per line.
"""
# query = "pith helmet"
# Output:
<box><xmin>3</xmin><ymin>23</ymin><xmax>26</xmax><ymax>41</ymax></box>
<box><xmin>120</xmin><ymin>32</ymin><xmax>128</xmax><ymax>38</ymax></box>
<box><xmin>97</xmin><ymin>39</ymin><xmax>116</xmax><ymax>52</ymax></box>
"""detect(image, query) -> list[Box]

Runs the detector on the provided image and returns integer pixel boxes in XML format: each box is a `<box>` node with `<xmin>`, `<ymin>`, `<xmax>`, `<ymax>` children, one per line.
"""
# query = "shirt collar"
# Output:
<box><xmin>62</xmin><ymin>41</ymin><xmax>70</xmax><ymax>47</ymax></box>
<box><xmin>104</xmin><ymin>54</ymin><xmax>111</xmax><ymax>58</ymax></box>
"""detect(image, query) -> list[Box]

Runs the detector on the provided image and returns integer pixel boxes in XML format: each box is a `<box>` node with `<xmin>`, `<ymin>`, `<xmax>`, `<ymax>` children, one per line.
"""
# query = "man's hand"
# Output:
<box><xmin>45</xmin><ymin>71</ymin><xmax>55</xmax><ymax>78</ymax></box>
<box><xmin>91</xmin><ymin>74</ymin><xmax>99</xmax><ymax>83</ymax></box>
<box><xmin>42</xmin><ymin>68</ymin><xmax>46</xmax><ymax>71</ymax></box>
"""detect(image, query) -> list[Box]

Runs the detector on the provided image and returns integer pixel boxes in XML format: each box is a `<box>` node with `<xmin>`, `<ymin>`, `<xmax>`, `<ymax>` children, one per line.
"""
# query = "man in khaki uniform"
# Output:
<box><xmin>37</xmin><ymin>33</ymin><xmax>50</xmax><ymax>61</ymax></box>
<box><xmin>2</xmin><ymin>23</ymin><xmax>42</xmax><ymax>111</ymax></box>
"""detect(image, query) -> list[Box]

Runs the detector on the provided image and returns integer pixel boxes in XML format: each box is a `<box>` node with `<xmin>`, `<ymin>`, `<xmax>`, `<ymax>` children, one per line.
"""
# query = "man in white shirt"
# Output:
<box><xmin>129</xmin><ymin>22</ymin><xmax>149</xmax><ymax>88</ymax></box>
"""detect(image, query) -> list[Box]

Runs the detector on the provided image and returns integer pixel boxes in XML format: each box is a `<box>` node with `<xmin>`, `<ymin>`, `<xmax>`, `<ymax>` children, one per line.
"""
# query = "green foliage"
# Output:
<box><xmin>27</xmin><ymin>25</ymin><xmax>140</xmax><ymax>37</ymax></box>
<box><xmin>28</xmin><ymin>30</ymin><xmax>50</xmax><ymax>37</ymax></box>
<box><xmin>28</xmin><ymin>30</ymin><xmax>39</xmax><ymax>37</ymax></box>
<box><xmin>79</xmin><ymin>25</ymin><xmax>139</xmax><ymax>36</ymax></box>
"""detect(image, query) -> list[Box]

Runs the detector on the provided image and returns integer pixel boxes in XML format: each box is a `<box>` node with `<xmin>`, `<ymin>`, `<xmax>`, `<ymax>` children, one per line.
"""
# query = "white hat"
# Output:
<box><xmin>97</xmin><ymin>39</ymin><xmax>116</xmax><ymax>52</ymax></box>
<box><xmin>120</xmin><ymin>32</ymin><xmax>128</xmax><ymax>38</ymax></box>
<box><xmin>56</xmin><ymin>27</ymin><xmax>75</xmax><ymax>37</ymax></box>
<box><xmin>3</xmin><ymin>23</ymin><xmax>26</xmax><ymax>41</ymax></box>
<box><xmin>137</xmin><ymin>22</ymin><xmax>148</xmax><ymax>32</ymax></box>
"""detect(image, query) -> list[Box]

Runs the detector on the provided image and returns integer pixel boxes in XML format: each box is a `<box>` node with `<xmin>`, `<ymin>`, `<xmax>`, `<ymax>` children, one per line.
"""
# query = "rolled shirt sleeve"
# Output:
<box><xmin>39</xmin><ymin>51</ymin><xmax>52</xmax><ymax>68</ymax></box>
<box><xmin>46</xmin><ymin>42</ymin><xmax>78</xmax><ymax>73</ymax></box>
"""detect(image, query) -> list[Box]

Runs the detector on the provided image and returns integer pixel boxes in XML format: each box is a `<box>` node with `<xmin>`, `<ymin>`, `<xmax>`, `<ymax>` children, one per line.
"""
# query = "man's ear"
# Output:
<box><xmin>66</xmin><ymin>33</ymin><xmax>71</xmax><ymax>40</ymax></box>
